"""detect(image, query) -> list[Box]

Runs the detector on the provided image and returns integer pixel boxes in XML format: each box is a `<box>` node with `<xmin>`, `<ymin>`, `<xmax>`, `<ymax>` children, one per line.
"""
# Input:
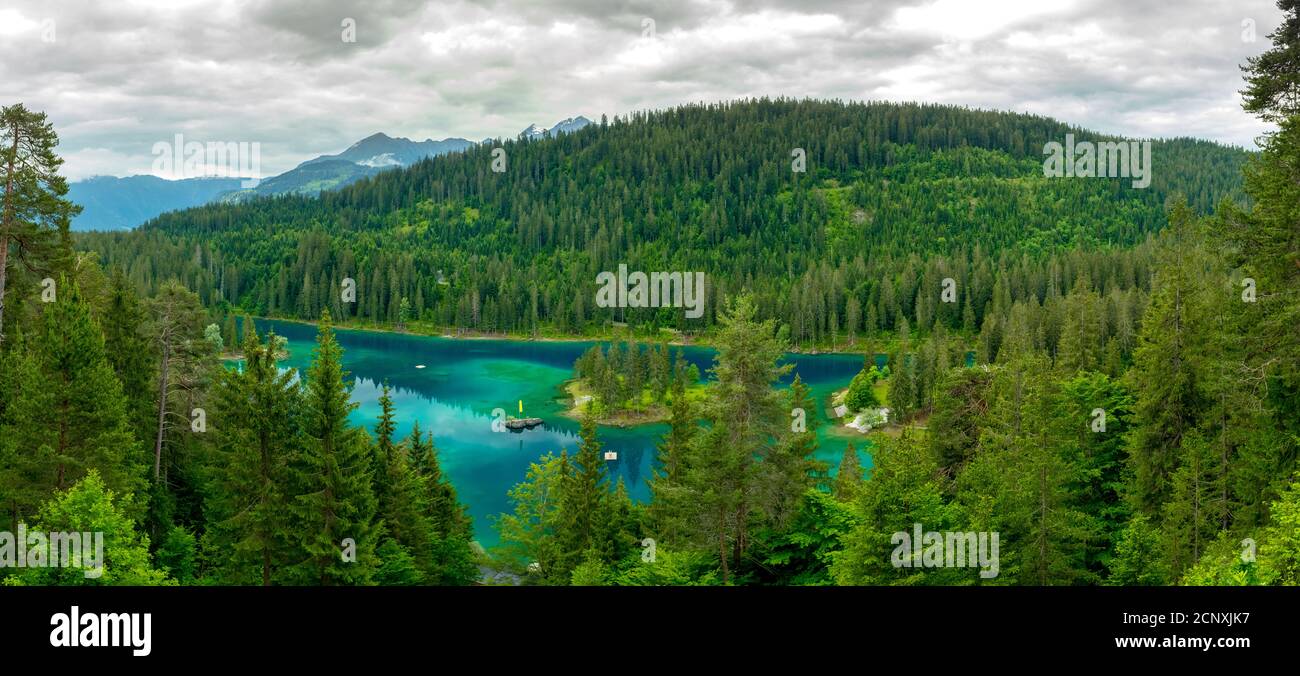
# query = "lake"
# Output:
<box><xmin>254</xmin><ymin>319</ymin><xmax>871</xmax><ymax>546</ymax></box>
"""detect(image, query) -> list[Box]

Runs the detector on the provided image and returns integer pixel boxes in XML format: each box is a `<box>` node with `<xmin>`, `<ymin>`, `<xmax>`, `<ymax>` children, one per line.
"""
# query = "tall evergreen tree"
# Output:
<box><xmin>287</xmin><ymin>310</ymin><xmax>379</xmax><ymax>585</ymax></box>
<box><xmin>557</xmin><ymin>409</ymin><xmax>611</xmax><ymax>572</ymax></box>
<box><xmin>204</xmin><ymin>329</ymin><xmax>300</xmax><ymax>585</ymax></box>
<box><xmin>100</xmin><ymin>267</ymin><xmax>156</xmax><ymax>443</ymax></box>
<box><xmin>0</xmin><ymin>278</ymin><xmax>145</xmax><ymax>527</ymax></box>
<box><xmin>648</xmin><ymin>378</ymin><xmax>695</xmax><ymax>547</ymax></box>
<box><xmin>1125</xmin><ymin>203</ymin><xmax>1211</xmax><ymax>514</ymax></box>
<box><xmin>833</xmin><ymin>443</ymin><xmax>864</xmax><ymax>502</ymax></box>
<box><xmin>0</xmin><ymin>104</ymin><xmax>79</xmax><ymax>345</ymax></box>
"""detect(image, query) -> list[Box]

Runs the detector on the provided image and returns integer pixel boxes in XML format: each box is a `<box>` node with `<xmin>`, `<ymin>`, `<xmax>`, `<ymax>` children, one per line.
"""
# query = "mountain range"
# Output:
<box><xmin>68</xmin><ymin>116</ymin><xmax>592</xmax><ymax>231</ymax></box>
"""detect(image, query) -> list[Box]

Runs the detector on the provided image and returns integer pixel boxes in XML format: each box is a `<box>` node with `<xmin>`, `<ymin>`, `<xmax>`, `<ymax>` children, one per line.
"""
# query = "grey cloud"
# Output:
<box><xmin>0</xmin><ymin>0</ymin><xmax>1280</xmax><ymax>180</ymax></box>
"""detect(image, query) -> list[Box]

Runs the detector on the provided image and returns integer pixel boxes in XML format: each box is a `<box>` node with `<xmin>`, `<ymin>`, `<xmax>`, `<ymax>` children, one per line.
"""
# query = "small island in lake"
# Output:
<box><xmin>560</xmin><ymin>340</ymin><xmax>705</xmax><ymax>427</ymax></box>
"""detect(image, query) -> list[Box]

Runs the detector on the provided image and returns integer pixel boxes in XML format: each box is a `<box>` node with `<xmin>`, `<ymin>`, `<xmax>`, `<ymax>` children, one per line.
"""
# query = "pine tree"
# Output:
<box><xmin>0</xmin><ymin>278</ymin><xmax>146</xmax><ymax>527</ymax></box>
<box><xmin>496</xmin><ymin>451</ymin><xmax>569</xmax><ymax>582</ymax></box>
<box><xmin>371</xmin><ymin>384</ymin><xmax>436</xmax><ymax>583</ymax></box>
<box><xmin>100</xmin><ymin>268</ymin><xmax>156</xmax><ymax>443</ymax></box>
<box><xmin>204</xmin><ymin>329</ymin><xmax>300</xmax><ymax>585</ymax></box>
<box><xmin>557</xmin><ymin>409</ymin><xmax>610</xmax><ymax>572</ymax></box>
<box><xmin>833</xmin><ymin>443</ymin><xmax>864</xmax><ymax>502</ymax></box>
<box><xmin>222</xmin><ymin>313</ymin><xmax>237</xmax><ymax>351</ymax></box>
<box><xmin>0</xmin><ymin>104</ymin><xmax>80</xmax><ymax>346</ymax></box>
<box><xmin>648</xmin><ymin>378</ymin><xmax>694</xmax><ymax>546</ymax></box>
<box><xmin>1126</xmin><ymin>202</ymin><xmax>1211</xmax><ymax>514</ymax></box>
<box><xmin>1161</xmin><ymin>431</ymin><xmax>1226</xmax><ymax>577</ymax></box>
<box><xmin>146</xmin><ymin>281</ymin><xmax>210</xmax><ymax>483</ymax></box>
<box><xmin>712</xmin><ymin>294</ymin><xmax>791</xmax><ymax>564</ymax></box>
<box><xmin>287</xmin><ymin>310</ymin><xmax>379</xmax><ymax>585</ymax></box>
<box><xmin>1107</xmin><ymin>514</ymin><xmax>1169</xmax><ymax>585</ymax></box>
<box><xmin>762</xmin><ymin>373</ymin><xmax>821</xmax><ymax>526</ymax></box>
<box><xmin>404</xmin><ymin>421</ymin><xmax>476</xmax><ymax>585</ymax></box>
<box><xmin>1056</xmin><ymin>371</ymin><xmax>1133</xmax><ymax>574</ymax></box>
<box><xmin>958</xmin><ymin>355</ymin><xmax>1098</xmax><ymax>584</ymax></box>
<box><xmin>406</xmin><ymin>422</ymin><xmax>471</xmax><ymax>538</ymax></box>
<box><xmin>832</xmin><ymin>431</ymin><xmax>970</xmax><ymax>585</ymax></box>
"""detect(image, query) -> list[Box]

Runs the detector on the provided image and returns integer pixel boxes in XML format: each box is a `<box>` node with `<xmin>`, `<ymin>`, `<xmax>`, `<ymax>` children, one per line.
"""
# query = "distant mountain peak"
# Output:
<box><xmin>347</xmin><ymin>132</ymin><xmax>393</xmax><ymax>150</ymax></box>
<box><xmin>519</xmin><ymin>116</ymin><xmax>591</xmax><ymax>140</ymax></box>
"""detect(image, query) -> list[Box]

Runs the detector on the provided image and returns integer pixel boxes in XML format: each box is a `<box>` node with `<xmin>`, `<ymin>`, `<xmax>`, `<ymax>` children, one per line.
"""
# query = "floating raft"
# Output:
<box><xmin>504</xmin><ymin>417</ymin><xmax>544</xmax><ymax>431</ymax></box>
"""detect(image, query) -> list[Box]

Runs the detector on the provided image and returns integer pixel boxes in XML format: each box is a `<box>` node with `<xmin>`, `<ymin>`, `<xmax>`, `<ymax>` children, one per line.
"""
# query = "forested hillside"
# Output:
<box><xmin>79</xmin><ymin>100</ymin><xmax>1250</xmax><ymax>345</ymax></box>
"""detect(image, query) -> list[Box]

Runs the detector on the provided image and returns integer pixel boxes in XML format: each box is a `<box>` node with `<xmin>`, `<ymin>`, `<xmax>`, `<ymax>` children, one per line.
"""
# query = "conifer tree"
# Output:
<box><xmin>1106</xmin><ymin>514</ymin><xmax>1169</xmax><ymax>585</ymax></box>
<box><xmin>404</xmin><ymin>421</ymin><xmax>477</xmax><ymax>584</ymax></box>
<box><xmin>371</xmin><ymin>384</ymin><xmax>436</xmax><ymax>582</ymax></box>
<box><xmin>762</xmin><ymin>373</ymin><xmax>821</xmax><ymax>526</ymax></box>
<box><xmin>833</xmin><ymin>443</ymin><xmax>864</xmax><ymax>502</ymax></box>
<box><xmin>1</xmin><ymin>278</ymin><xmax>145</xmax><ymax>527</ymax></box>
<box><xmin>100</xmin><ymin>267</ymin><xmax>156</xmax><ymax>442</ymax></box>
<box><xmin>557</xmin><ymin>409</ymin><xmax>610</xmax><ymax>571</ymax></box>
<box><xmin>1125</xmin><ymin>203</ymin><xmax>1211</xmax><ymax>514</ymax></box>
<box><xmin>0</xmin><ymin>104</ymin><xmax>80</xmax><ymax>346</ymax></box>
<box><xmin>204</xmin><ymin>329</ymin><xmax>300</xmax><ymax>585</ymax></box>
<box><xmin>700</xmin><ymin>294</ymin><xmax>791</xmax><ymax>571</ymax></box>
<box><xmin>288</xmin><ymin>310</ymin><xmax>379</xmax><ymax>585</ymax></box>
<box><xmin>648</xmin><ymin>378</ymin><xmax>695</xmax><ymax>546</ymax></box>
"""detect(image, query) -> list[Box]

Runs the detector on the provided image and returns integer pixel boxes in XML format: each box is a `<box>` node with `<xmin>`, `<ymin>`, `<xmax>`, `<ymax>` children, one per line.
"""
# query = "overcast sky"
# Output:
<box><xmin>0</xmin><ymin>0</ymin><xmax>1282</xmax><ymax>180</ymax></box>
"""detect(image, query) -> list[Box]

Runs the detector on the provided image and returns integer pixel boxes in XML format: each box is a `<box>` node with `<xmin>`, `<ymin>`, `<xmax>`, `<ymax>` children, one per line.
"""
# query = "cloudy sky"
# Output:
<box><xmin>0</xmin><ymin>0</ymin><xmax>1281</xmax><ymax>181</ymax></box>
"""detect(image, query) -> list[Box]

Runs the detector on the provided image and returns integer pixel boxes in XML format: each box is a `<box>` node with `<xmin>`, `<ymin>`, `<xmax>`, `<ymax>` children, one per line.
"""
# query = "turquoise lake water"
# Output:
<box><xmin>255</xmin><ymin>319</ymin><xmax>870</xmax><ymax>546</ymax></box>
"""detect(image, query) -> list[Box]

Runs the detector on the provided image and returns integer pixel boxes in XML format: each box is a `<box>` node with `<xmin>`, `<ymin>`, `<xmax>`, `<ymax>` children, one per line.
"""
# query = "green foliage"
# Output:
<box><xmin>758</xmin><ymin>490</ymin><xmax>859</xmax><ymax>585</ymax></box>
<box><xmin>1180</xmin><ymin>532</ymin><xmax>1260</xmax><ymax>586</ymax></box>
<box><xmin>833</xmin><ymin>444</ymin><xmax>864</xmax><ymax>502</ymax></box>
<box><xmin>569</xmin><ymin>550</ymin><xmax>610</xmax><ymax>586</ymax></box>
<box><xmin>202</xmin><ymin>329</ymin><xmax>300</xmax><ymax>585</ymax></box>
<box><xmin>285</xmin><ymin>312</ymin><xmax>379</xmax><ymax>584</ymax></box>
<box><xmin>0</xmin><ymin>103</ymin><xmax>81</xmax><ymax>347</ymax></box>
<box><xmin>1257</xmin><ymin>474</ymin><xmax>1300</xmax><ymax>584</ymax></box>
<box><xmin>374</xmin><ymin>539</ymin><xmax>423</xmax><ymax>586</ymax></box>
<box><xmin>11</xmin><ymin>471</ymin><xmax>170</xmax><ymax>586</ymax></box>
<box><xmin>844</xmin><ymin>369</ymin><xmax>879</xmax><ymax>411</ymax></box>
<box><xmin>494</xmin><ymin>452</ymin><xmax>569</xmax><ymax>582</ymax></box>
<box><xmin>832</xmin><ymin>431</ymin><xmax>972</xmax><ymax>585</ymax></box>
<box><xmin>0</xmin><ymin>279</ymin><xmax>146</xmax><ymax>526</ymax></box>
<box><xmin>612</xmin><ymin>547</ymin><xmax>721</xmax><ymax>586</ymax></box>
<box><xmin>1107</xmin><ymin>514</ymin><xmax>1169</xmax><ymax>586</ymax></box>
<box><xmin>9</xmin><ymin>62</ymin><xmax>1300</xmax><ymax>588</ymax></box>
<box><xmin>100</xmin><ymin>268</ymin><xmax>156</xmax><ymax>442</ymax></box>
<box><xmin>155</xmin><ymin>525</ymin><xmax>198</xmax><ymax>585</ymax></box>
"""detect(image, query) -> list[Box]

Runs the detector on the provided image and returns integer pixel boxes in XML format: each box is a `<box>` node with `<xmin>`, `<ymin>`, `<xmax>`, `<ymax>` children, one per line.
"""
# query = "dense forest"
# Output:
<box><xmin>77</xmin><ymin>98</ymin><xmax>1249</xmax><ymax>347</ymax></box>
<box><xmin>0</xmin><ymin>6</ymin><xmax>1297</xmax><ymax>586</ymax></box>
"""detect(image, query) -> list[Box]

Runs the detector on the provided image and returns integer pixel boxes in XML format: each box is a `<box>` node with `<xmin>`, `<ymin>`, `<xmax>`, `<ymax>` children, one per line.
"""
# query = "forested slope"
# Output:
<box><xmin>80</xmin><ymin>99</ymin><xmax>1250</xmax><ymax>344</ymax></box>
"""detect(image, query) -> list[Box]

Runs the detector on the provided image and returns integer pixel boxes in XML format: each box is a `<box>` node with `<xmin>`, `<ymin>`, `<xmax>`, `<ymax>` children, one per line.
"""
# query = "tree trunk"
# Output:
<box><xmin>718</xmin><ymin>521</ymin><xmax>729</xmax><ymax>585</ymax></box>
<box><xmin>261</xmin><ymin>421</ymin><xmax>273</xmax><ymax>586</ymax></box>
<box><xmin>154</xmin><ymin>339</ymin><xmax>170</xmax><ymax>481</ymax></box>
<box><xmin>1038</xmin><ymin>463</ymin><xmax>1048</xmax><ymax>585</ymax></box>
<box><xmin>0</xmin><ymin>122</ymin><xmax>19</xmax><ymax>346</ymax></box>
